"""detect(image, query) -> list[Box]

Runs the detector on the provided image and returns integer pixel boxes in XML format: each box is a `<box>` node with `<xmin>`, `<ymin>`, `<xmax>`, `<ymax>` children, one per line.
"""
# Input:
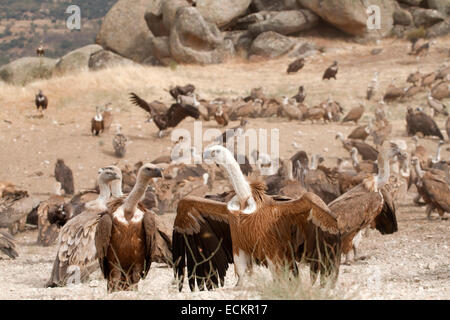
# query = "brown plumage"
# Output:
<box><xmin>342</xmin><ymin>104</ymin><xmax>365</xmax><ymax>124</ymax></box>
<box><xmin>36</xmin><ymin>45</ymin><xmax>44</xmax><ymax>56</ymax></box>
<box><xmin>214</xmin><ymin>105</ymin><xmax>229</xmax><ymax>127</ymax></box>
<box><xmin>172</xmin><ymin>146</ymin><xmax>341</xmax><ymax>291</ymax></box>
<box><xmin>0</xmin><ymin>231</ymin><xmax>18</xmax><ymax>259</ymax></box>
<box><xmin>102</xmin><ymin>106</ymin><xmax>113</xmax><ymax>131</ymax></box>
<box><xmin>35</xmin><ymin>90</ymin><xmax>48</xmax><ymax>111</ymax></box>
<box><xmin>431</xmin><ymin>80</ymin><xmax>450</xmax><ymax>100</ymax></box>
<box><xmin>169</xmin><ymin>84</ymin><xmax>195</xmax><ymax>100</ymax></box>
<box><xmin>350</xmin><ymin>147</ymin><xmax>378</xmax><ymax>174</ymax></box>
<box><xmin>54</xmin><ymin>159</ymin><xmax>74</xmax><ymax>195</ymax></box>
<box><xmin>336</xmin><ymin>133</ymin><xmax>379</xmax><ymax>161</ymax></box>
<box><xmin>412</xmin><ymin>157</ymin><xmax>449</xmax><ymax>220</ymax></box>
<box><xmin>412</xmin><ymin>136</ymin><xmax>429</xmax><ymax>169</ymax></box>
<box><xmin>287</xmin><ymin>58</ymin><xmax>305</xmax><ymax>74</ymax></box>
<box><xmin>406</xmin><ymin>107</ymin><xmax>444</xmax><ymax>140</ymax></box>
<box><xmin>95</xmin><ymin>164</ymin><xmax>165</xmax><ymax>292</ymax></box>
<box><xmin>291</xmin><ymin>86</ymin><xmax>305</xmax><ymax>103</ymax></box>
<box><xmin>322</xmin><ymin>61</ymin><xmax>338</xmax><ymax>80</ymax></box>
<box><xmin>369</xmin><ymin>118</ymin><xmax>392</xmax><ymax>149</ymax></box>
<box><xmin>303</xmin><ymin>106</ymin><xmax>326</xmax><ymax>123</ymax></box>
<box><xmin>383</xmin><ymin>82</ymin><xmax>405</xmax><ymax>102</ymax></box>
<box><xmin>329</xmin><ymin>145</ymin><xmax>401</xmax><ymax>264</ymax></box>
<box><xmin>130</xmin><ymin>92</ymin><xmax>200</xmax><ymax>138</ymax></box>
<box><xmin>91</xmin><ymin>106</ymin><xmax>104</xmax><ymax>136</ymax></box>
<box><xmin>37</xmin><ymin>195</ymin><xmax>65</xmax><ymax>246</ymax></box>
<box><xmin>112</xmin><ymin>126</ymin><xmax>127</xmax><ymax>158</ymax></box>
<box><xmin>348</xmin><ymin>125</ymin><xmax>370</xmax><ymax>141</ymax></box>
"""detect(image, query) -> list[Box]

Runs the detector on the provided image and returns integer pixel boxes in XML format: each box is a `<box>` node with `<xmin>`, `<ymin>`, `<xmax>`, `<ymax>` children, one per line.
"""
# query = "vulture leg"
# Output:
<box><xmin>426</xmin><ymin>206</ymin><xmax>433</xmax><ymax>220</ymax></box>
<box><xmin>158</xmin><ymin>130</ymin><xmax>165</xmax><ymax>138</ymax></box>
<box><xmin>234</xmin><ymin>251</ymin><xmax>250</xmax><ymax>287</ymax></box>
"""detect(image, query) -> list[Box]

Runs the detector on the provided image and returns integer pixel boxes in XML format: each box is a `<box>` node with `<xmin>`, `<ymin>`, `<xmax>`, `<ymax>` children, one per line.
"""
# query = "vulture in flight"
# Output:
<box><xmin>323</xmin><ymin>61</ymin><xmax>338</xmax><ymax>80</ymax></box>
<box><xmin>54</xmin><ymin>159</ymin><xmax>74</xmax><ymax>195</ymax></box>
<box><xmin>329</xmin><ymin>144</ymin><xmax>401</xmax><ymax>264</ymax></box>
<box><xmin>130</xmin><ymin>93</ymin><xmax>200</xmax><ymax>138</ymax></box>
<box><xmin>172</xmin><ymin>145</ymin><xmax>342</xmax><ymax>291</ymax></box>
<box><xmin>35</xmin><ymin>90</ymin><xmax>48</xmax><ymax>112</ymax></box>
<box><xmin>0</xmin><ymin>230</ymin><xmax>18</xmax><ymax>259</ymax></box>
<box><xmin>95</xmin><ymin>163</ymin><xmax>166</xmax><ymax>292</ymax></box>
<box><xmin>287</xmin><ymin>58</ymin><xmax>305</xmax><ymax>74</ymax></box>
<box><xmin>406</xmin><ymin>107</ymin><xmax>444</xmax><ymax>140</ymax></box>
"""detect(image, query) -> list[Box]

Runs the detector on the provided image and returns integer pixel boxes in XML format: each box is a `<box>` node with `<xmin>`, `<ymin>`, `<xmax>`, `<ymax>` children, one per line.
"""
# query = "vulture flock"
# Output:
<box><xmin>1</xmin><ymin>44</ymin><xmax>449</xmax><ymax>297</ymax></box>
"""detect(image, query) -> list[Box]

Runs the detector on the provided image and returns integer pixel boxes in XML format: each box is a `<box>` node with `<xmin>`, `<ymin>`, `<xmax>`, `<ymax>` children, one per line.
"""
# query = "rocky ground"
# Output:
<box><xmin>0</xmin><ymin>35</ymin><xmax>449</xmax><ymax>299</ymax></box>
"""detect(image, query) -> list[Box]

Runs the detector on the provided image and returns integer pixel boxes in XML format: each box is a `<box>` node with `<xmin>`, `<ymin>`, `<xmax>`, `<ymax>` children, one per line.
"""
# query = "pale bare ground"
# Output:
<box><xmin>0</xmin><ymin>35</ymin><xmax>449</xmax><ymax>299</ymax></box>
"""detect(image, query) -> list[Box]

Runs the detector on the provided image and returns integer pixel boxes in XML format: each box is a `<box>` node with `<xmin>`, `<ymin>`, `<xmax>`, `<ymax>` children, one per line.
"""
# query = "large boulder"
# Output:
<box><xmin>88</xmin><ymin>50</ymin><xmax>138</xmax><ymax>71</ymax></box>
<box><xmin>297</xmin><ymin>0</ymin><xmax>396</xmax><ymax>37</ymax></box>
<box><xmin>427</xmin><ymin>0</ymin><xmax>450</xmax><ymax>16</ymax></box>
<box><xmin>250</xmin><ymin>31</ymin><xmax>295</xmax><ymax>58</ymax></box>
<box><xmin>144</xmin><ymin>2</ymin><xmax>169</xmax><ymax>37</ymax></box>
<box><xmin>394</xmin><ymin>7</ymin><xmax>413</xmax><ymax>26</ymax></box>
<box><xmin>170</xmin><ymin>7</ymin><xmax>235</xmax><ymax>64</ymax></box>
<box><xmin>53</xmin><ymin>44</ymin><xmax>103</xmax><ymax>76</ymax></box>
<box><xmin>96</xmin><ymin>0</ymin><xmax>161</xmax><ymax>63</ymax></box>
<box><xmin>162</xmin><ymin>0</ymin><xmax>190</xmax><ymax>30</ymax></box>
<box><xmin>412</xmin><ymin>8</ymin><xmax>446</xmax><ymax>27</ymax></box>
<box><xmin>151</xmin><ymin>36</ymin><xmax>172</xmax><ymax>65</ymax></box>
<box><xmin>195</xmin><ymin>0</ymin><xmax>252</xmax><ymax>28</ymax></box>
<box><xmin>427</xmin><ymin>20</ymin><xmax>450</xmax><ymax>36</ymax></box>
<box><xmin>247</xmin><ymin>9</ymin><xmax>319</xmax><ymax>36</ymax></box>
<box><xmin>0</xmin><ymin>57</ymin><xmax>57</xmax><ymax>85</ymax></box>
<box><xmin>397</xmin><ymin>0</ymin><xmax>422</xmax><ymax>6</ymax></box>
<box><xmin>252</xmin><ymin>0</ymin><xmax>302</xmax><ymax>11</ymax></box>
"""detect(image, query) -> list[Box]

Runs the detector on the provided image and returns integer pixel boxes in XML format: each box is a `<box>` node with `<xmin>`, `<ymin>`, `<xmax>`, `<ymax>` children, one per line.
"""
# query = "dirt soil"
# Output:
<box><xmin>0</xmin><ymin>35</ymin><xmax>449</xmax><ymax>299</ymax></box>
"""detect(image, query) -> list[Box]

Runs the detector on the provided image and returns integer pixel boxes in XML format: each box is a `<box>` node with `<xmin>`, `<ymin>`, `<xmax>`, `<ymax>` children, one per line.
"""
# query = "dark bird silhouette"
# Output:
<box><xmin>291</xmin><ymin>86</ymin><xmax>306</xmax><ymax>103</ymax></box>
<box><xmin>406</xmin><ymin>107</ymin><xmax>444</xmax><ymax>140</ymax></box>
<box><xmin>54</xmin><ymin>159</ymin><xmax>75</xmax><ymax>195</ymax></box>
<box><xmin>169</xmin><ymin>84</ymin><xmax>195</xmax><ymax>100</ymax></box>
<box><xmin>287</xmin><ymin>58</ymin><xmax>305</xmax><ymax>74</ymax></box>
<box><xmin>336</xmin><ymin>132</ymin><xmax>379</xmax><ymax>161</ymax></box>
<box><xmin>36</xmin><ymin>44</ymin><xmax>45</xmax><ymax>57</ymax></box>
<box><xmin>130</xmin><ymin>92</ymin><xmax>200</xmax><ymax>138</ymax></box>
<box><xmin>323</xmin><ymin>61</ymin><xmax>338</xmax><ymax>80</ymax></box>
<box><xmin>35</xmin><ymin>90</ymin><xmax>48</xmax><ymax>112</ymax></box>
<box><xmin>0</xmin><ymin>231</ymin><xmax>18</xmax><ymax>259</ymax></box>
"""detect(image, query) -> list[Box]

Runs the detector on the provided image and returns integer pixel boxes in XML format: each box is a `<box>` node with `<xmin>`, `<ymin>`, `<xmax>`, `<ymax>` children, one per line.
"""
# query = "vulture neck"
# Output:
<box><xmin>375</xmin><ymin>151</ymin><xmax>391</xmax><ymax>188</ymax></box>
<box><xmin>219</xmin><ymin>156</ymin><xmax>255</xmax><ymax>214</ymax></box>
<box><xmin>433</xmin><ymin>143</ymin><xmax>442</xmax><ymax>163</ymax></box>
<box><xmin>110</xmin><ymin>179</ymin><xmax>123</xmax><ymax>198</ymax></box>
<box><xmin>351</xmin><ymin>151</ymin><xmax>359</xmax><ymax>167</ymax></box>
<box><xmin>95</xmin><ymin>109</ymin><xmax>102</xmax><ymax>121</ymax></box>
<box><xmin>97</xmin><ymin>178</ymin><xmax>111</xmax><ymax>205</ymax></box>
<box><xmin>123</xmin><ymin>174</ymin><xmax>148</xmax><ymax>218</ymax></box>
<box><xmin>310</xmin><ymin>156</ymin><xmax>318</xmax><ymax>170</ymax></box>
<box><xmin>413</xmin><ymin>161</ymin><xmax>424</xmax><ymax>179</ymax></box>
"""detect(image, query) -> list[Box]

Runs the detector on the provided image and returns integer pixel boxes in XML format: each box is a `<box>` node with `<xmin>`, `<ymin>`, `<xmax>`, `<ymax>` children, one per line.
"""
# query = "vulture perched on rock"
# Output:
<box><xmin>406</xmin><ymin>107</ymin><xmax>444</xmax><ymax>140</ymax></box>
<box><xmin>130</xmin><ymin>93</ymin><xmax>200</xmax><ymax>138</ymax></box>
<box><xmin>54</xmin><ymin>159</ymin><xmax>74</xmax><ymax>195</ymax></box>
<box><xmin>35</xmin><ymin>90</ymin><xmax>48</xmax><ymax>112</ymax></box>
<box><xmin>0</xmin><ymin>230</ymin><xmax>18</xmax><ymax>259</ymax></box>
<box><xmin>287</xmin><ymin>58</ymin><xmax>305</xmax><ymax>74</ymax></box>
<box><xmin>323</xmin><ymin>61</ymin><xmax>338</xmax><ymax>80</ymax></box>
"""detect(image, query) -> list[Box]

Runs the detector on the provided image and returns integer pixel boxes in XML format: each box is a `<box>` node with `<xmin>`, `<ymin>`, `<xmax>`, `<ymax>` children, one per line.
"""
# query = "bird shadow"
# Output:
<box><xmin>100</xmin><ymin>149</ymin><xmax>119</xmax><ymax>158</ymax></box>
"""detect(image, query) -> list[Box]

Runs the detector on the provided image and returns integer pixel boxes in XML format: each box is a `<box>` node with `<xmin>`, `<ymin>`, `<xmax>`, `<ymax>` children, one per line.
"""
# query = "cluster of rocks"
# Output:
<box><xmin>1</xmin><ymin>0</ymin><xmax>449</xmax><ymax>85</ymax></box>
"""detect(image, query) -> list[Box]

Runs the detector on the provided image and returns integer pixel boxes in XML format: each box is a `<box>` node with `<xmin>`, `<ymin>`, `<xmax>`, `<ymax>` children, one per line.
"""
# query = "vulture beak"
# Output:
<box><xmin>153</xmin><ymin>168</ymin><xmax>163</xmax><ymax>178</ymax></box>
